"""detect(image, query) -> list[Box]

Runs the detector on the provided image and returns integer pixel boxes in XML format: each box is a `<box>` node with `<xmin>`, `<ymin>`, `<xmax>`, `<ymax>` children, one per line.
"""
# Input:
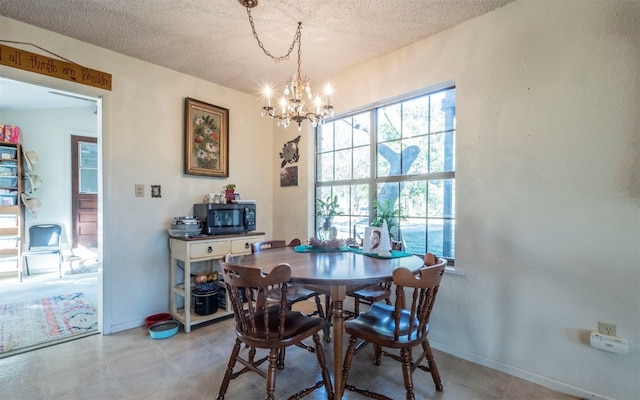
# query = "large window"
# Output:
<box><xmin>315</xmin><ymin>86</ymin><xmax>456</xmax><ymax>260</ymax></box>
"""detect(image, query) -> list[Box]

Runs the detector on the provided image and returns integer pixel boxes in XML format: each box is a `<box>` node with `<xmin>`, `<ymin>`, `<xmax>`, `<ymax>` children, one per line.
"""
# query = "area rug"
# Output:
<box><xmin>0</xmin><ymin>292</ymin><xmax>97</xmax><ymax>356</ymax></box>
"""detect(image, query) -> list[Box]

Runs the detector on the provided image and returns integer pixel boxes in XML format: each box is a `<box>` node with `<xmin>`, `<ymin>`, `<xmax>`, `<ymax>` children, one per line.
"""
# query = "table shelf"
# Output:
<box><xmin>172</xmin><ymin>307</ymin><xmax>233</xmax><ymax>328</ymax></box>
<box><xmin>169</xmin><ymin>232</ymin><xmax>264</xmax><ymax>333</ymax></box>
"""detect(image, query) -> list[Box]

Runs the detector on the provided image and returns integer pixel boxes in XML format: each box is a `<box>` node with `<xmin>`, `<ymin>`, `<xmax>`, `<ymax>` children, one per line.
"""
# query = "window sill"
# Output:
<box><xmin>445</xmin><ymin>266</ymin><xmax>464</xmax><ymax>276</ymax></box>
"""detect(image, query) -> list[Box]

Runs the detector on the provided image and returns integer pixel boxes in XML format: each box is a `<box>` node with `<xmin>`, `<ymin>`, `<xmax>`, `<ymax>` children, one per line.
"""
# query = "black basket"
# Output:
<box><xmin>195</xmin><ymin>281</ymin><xmax>219</xmax><ymax>292</ymax></box>
<box><xmin>193</xmin><ymin>288</ymin><xmax>220</xmax><ymax>315</ymax></box>
<box><xmin>217</xmin><ymin>284</ymin><xmax>227</xmax><ymax>309</ymax></box>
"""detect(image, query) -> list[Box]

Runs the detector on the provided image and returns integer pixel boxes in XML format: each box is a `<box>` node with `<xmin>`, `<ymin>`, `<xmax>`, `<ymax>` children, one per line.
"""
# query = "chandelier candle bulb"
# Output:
<box><xmin>264</xmin><ymin>86</ymin><xmax>271</xmax><ymax>107</ymax></box>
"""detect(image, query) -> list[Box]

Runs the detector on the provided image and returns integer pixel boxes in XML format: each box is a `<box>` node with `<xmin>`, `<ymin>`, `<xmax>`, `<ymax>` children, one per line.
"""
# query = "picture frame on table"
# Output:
<box><xmin>184</xmin><ymin>97</ymin><xmax>229</xmax><ymax>177</ymax></box>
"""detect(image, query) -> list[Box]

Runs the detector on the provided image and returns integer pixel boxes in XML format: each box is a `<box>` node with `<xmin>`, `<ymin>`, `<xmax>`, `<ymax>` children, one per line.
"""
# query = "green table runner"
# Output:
<box><xmin>294</xmin><ymin>245</ymin><xmax>413</xmax><ymax>259</ymax></box>
<box><xmin>293</xmin><ymin>245</ymin><xmax>352</xmax><ymax>253</ymax></box>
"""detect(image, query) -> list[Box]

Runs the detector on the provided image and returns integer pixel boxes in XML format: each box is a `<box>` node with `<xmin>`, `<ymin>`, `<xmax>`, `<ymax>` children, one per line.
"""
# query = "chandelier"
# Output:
<box><xmin>239</xmin><ymin>0</ymin><xmax>334</xmax><ymax>130</ymax></box>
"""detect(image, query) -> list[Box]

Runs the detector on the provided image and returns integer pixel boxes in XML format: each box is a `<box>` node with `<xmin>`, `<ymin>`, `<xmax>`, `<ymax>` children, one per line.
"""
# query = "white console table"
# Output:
<box><xmin>169</xmin><ymin>232</ymin><xmax>264</xmax><ymax>333</ymax></box>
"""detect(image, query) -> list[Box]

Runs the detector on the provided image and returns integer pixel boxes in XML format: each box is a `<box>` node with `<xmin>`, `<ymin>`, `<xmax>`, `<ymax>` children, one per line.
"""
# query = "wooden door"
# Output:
<box><xmin>71</xmin><ymin>135</ymin><xmax>98</xmax><ymax>248</ymax></box>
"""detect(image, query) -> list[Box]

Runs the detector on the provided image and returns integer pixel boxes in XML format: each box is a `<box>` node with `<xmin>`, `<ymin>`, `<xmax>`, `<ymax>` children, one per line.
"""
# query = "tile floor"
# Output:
<box><xmin>1</xmin><ymin>309</ymin><xmax>579</xmax><ymax>400</ymax></box>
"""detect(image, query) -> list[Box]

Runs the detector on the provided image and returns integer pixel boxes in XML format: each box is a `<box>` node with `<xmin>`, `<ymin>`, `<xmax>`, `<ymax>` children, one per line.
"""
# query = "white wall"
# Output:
<box><xmin>320</xmin><ymin>1</ymin><xmax>639</xmax><ymax>399</ymax></box>
<box><xmin>272</xmin><ymin>123</ymin><xmax>315</xmax><ymax>242</ymax></box>
<box><xmin>1</xmin><ymin>17</ymin><xmax>274</xmax><ymax>335</ymax></box>
<box><xmin>273</xmin><ymin>1</ymin><xmax>639</xmax><ymax>399</ymax></box>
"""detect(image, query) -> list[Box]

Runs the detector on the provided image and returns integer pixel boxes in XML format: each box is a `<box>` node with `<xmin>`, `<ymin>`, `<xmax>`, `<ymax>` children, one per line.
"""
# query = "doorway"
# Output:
<box><xmin>0</xmin><ymin>77</ymin><xmax>102</xmax><ymax>357</ymax></box>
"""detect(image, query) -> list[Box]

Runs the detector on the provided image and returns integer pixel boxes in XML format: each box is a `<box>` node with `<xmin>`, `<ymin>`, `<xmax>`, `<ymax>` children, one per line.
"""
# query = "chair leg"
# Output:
<box><xmin>341</xmin><ymin>335</ymin><xmax>358</xmax><ymax>398</ymax></box>
<box><xmin>24</xmin><ymin>256</ymin><xmax>30</xmax><ymax>276</ymax></box>
<box><xmin>374</xmin><ymin>344</ymin><xmax>382</xmax><ymax>365</ymax></box>
<box><xmin>312</xmin><ymin>332</ymin><xmax>334</xmax><ymax>399</ymax></box>
<box><xmin>58</xmin><ymin>253</ymin><xmax>63</xmax><ymax>278</ymax></box>
<box><xmin>217</xmin><ymin>338</ymin><xmax>242</xmax><ymax>400</ymax></box>
<box><xmin>248</xmin><ymin>346</ymin><xmax>257</xmax><ymax>364</ymax></box>
<box><xmin>422</xmin><ymin>340</ymin><xmax>443</xmax><ymax>391</ymax></box>
<box><xmin>277</xmin><ymin>347</ymin><xmax>286</xmax><ymax>369</ymax></box>
<box><xmin>400</xmin><ymin>348</ymin><xmax>416</xmax><ymax>400</ymax></box>
<box><xmin>324</xmin><ymin>294</ymin><xmax>332</xmax><ymax>332</ymax></box>
<box><xmin>266</xmin><ymin>348</ymin><xmax>278</xmax><ymax>400</ymax></box>
<box><xmin>314</xmin><ymin>294</ymin><xmax>331</xmax><ymax>342</ymax></box>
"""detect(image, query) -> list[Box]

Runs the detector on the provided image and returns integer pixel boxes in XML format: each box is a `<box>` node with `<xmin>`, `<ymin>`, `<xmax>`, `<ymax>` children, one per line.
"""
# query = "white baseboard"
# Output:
<box><xmin>429</xmin><ymin>339</ymin><xmax>614</xmax><ymax>400</ymax></box>
<box><xmin>108</xmin><ymin>319</ymin><xmax>144</xmax><ymax>334</ymax></box>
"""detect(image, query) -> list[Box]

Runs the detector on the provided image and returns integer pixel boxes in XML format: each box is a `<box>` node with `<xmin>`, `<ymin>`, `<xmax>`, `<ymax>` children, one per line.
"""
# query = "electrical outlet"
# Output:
<box><xmin>599</xmin><ymin>322</ymin><xmax>617</xmax><ymax>336</ymax></box>
<box><xmin>135</xmin><ymin>184</ymin><xmax>144</xmax><ymax>197</ymax></box>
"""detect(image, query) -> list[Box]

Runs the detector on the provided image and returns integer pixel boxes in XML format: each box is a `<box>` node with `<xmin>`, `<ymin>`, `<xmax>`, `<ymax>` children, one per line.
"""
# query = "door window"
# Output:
<box><xmin>79</xmin><ymin>142</ymin><xmax>98</xmax><ymax>194</ymax></box>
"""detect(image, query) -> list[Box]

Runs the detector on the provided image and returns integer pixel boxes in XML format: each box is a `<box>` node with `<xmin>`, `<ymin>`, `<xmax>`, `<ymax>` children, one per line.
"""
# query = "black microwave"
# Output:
<box><xmin>194</xmin><ymin>203</ymin><xmax>256</xmax><ymax>235</ymax></box>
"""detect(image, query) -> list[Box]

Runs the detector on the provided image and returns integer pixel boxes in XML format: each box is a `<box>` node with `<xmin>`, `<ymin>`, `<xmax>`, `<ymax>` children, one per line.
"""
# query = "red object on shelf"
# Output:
<box><xmin>144</xmin><ymin>313</ymin><xmax>173</xmax><ymax>328</ymax></box>
<box><xmin>225</xmin><ymin>189</ymin><xmax>235</xmax><ymax>203</ymax></box>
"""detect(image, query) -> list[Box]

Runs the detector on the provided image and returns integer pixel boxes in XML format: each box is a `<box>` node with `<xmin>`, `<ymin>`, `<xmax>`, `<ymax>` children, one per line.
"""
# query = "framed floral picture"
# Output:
<box><xmin>184</xmin><ymin>97</ymin><xmax>229</xmax><ymax>177</ymax></box>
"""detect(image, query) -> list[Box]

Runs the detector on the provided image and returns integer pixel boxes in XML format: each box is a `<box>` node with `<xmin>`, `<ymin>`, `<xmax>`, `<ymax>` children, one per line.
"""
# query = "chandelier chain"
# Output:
<box><xmin>246</xmin><ymin>7</ymin><xmax>301</xmax><ymax>63</ymax></box>
<box><xmin>296</xmin><ymin>28</ymin><xmax>302</xmax><ymax>78</ymax></box>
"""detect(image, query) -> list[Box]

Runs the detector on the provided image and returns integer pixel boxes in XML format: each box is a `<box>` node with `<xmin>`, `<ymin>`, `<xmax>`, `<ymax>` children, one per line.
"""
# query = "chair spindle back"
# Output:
<box><xmin>391</xmin><ymin>261</ymin><xmax>446</xmax><ymax>342</ymax></box>
<box><xmin>220</xmin><ymin>261</ymin><xmax>291</xmax><ymax>341</ymax></box>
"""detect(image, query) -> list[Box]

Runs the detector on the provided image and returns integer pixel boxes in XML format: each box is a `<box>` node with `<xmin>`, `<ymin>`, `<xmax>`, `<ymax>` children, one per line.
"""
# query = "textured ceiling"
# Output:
<box><xmin>0</xmin><ymin>0</ymin><xmax>514</xmax><ymax>109</ymax></box>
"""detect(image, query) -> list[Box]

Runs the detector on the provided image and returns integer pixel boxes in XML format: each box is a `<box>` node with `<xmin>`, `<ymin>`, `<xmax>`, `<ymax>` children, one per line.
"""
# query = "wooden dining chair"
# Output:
<box><xmin>217</xmin><ymin>261</ymin><xmax>333</xmax><ymax>400</ymax></box>
<box><xmin>252</xmin><ymin>239</ymin><xmax>330</xmax><ymax>342</ymax></box>
<box><xmin>346</xmin><ymin>250</ymin><xmax>439</xmax><ymax>319</ymax></box>
<box><xmin>342</xmin><ymin>243</ymin><xmax>406</xmax><ymax>319</ymax></box>
<box><xmin>251</xmin><ymin>238</ymin><xmax>302</xmax><ymax>252</ymax></box>
<box><xmin>341</xmin><ymin>257</ymin><xmax>447</xmax><ymax>399</ymax></box>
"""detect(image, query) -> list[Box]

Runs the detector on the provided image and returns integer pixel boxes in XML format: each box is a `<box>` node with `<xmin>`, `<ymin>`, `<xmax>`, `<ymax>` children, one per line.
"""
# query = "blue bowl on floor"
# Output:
<box><xmin>148</xmin><ymin>320</ymin><xmax>179</xmax><ymax>339</ymax></box>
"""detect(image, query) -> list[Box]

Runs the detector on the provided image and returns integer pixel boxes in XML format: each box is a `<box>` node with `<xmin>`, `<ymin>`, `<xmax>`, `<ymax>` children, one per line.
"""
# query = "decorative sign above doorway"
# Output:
<box><xmin>0</xmin><ymin>43</ymin><xmax>112</xmax><ymax>91</ymax></box>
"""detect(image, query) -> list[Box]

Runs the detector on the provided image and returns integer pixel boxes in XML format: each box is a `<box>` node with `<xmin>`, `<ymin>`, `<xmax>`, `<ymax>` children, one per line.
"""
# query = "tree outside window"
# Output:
<box><xmin>315</xmin><ymin>86</ymin><xmax>456</xmax><ymax>260</ymax></box>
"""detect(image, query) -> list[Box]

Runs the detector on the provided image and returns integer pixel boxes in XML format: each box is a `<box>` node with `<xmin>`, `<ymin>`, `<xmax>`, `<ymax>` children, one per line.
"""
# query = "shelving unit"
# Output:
<box><xmin>169</xmin><ymin>232</ymin><xmax>264</xmax><ymax>333</ymax></box>
<box><xmin>0</xmin><ymin>143</ymin><xmax>23</xmax><ymax>278</ymax></box>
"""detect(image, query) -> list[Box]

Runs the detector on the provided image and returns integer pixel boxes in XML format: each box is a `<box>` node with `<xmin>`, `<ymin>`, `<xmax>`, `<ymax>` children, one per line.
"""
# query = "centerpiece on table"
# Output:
<box><xmin>315</xmin><ymin>195</ymin><xmax>343</xmax><ymax>241</ymax></box>
<box><xmin>308</xmin><ymin>237</ymin><xmax>346</xmax><ymax>251</ymax></box>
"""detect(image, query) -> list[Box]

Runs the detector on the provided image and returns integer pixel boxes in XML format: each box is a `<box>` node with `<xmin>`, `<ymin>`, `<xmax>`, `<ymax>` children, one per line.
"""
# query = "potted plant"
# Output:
<box><xmin>223</xmin><ymin>184</ymin><xmax>236</xmax><ymax>203</ymax></box>
<box><xmin>371</xmin><ymin>199</ymin><xmax>404</xmax><ymax>242</ymax></box>
<box><xmin>315</xmin><ymin>195</ymin><xmax>343</xmax><ymax>240</ymax></box>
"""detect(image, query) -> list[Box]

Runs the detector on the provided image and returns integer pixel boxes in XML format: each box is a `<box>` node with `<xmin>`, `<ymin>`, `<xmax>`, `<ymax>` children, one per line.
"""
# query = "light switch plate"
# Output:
<box><xmin>135</xmin><ymin>184</ymin><xmax>144</xmax><ymax>197</ymax></box>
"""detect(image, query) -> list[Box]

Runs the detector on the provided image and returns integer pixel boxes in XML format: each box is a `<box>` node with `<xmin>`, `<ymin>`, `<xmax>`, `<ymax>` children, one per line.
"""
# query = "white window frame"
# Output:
<box><xmin>315</xmin><ymin>84</ymin><xmax>456</xmax><ymax>266</ymax></box>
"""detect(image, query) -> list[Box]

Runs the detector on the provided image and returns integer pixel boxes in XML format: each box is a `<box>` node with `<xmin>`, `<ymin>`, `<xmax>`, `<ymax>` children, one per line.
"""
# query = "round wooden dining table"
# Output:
<box><xmin>234</xmin><ymin>246</ymin><xmax>425</xmax><ymax>397</ymax></box>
